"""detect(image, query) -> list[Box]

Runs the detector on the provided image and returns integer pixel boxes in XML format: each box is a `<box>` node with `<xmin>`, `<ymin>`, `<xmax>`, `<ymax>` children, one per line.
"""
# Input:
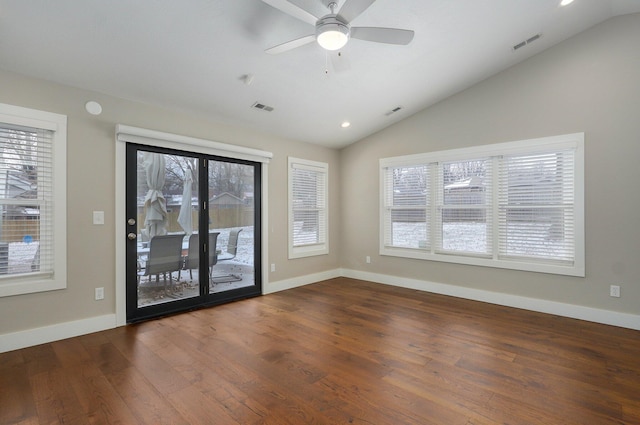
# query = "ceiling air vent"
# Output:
<box><xmin>385</xmin><ymin>106</ymin><xmax>403</xmax><ymax>117</ymax></box>
<box><xmin>252</xmin><ymin>102</ymin><xmax>274</xmax><ymax>112</ymax></box>
<box><xmin>512</xmin><ymin>33</ymin><xmax>542</xmax><ymax>51</ymax></box>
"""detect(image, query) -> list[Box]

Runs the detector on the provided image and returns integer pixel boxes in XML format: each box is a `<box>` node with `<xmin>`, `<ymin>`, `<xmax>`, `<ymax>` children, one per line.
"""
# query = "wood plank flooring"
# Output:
<box><xmin>2</xmin><ymin>277</ymin><xmax>640</xmax><ymax>424</ymax></box>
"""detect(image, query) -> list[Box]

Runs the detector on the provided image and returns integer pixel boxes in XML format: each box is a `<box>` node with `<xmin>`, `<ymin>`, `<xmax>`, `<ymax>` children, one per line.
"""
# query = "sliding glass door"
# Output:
<box><xmin>125</xmin><ymin>144</ymin><xmax>261</xmax><ymax>322</ymax></box>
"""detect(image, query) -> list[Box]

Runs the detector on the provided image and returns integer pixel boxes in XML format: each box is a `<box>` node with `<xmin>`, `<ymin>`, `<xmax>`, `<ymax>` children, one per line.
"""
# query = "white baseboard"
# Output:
<box><xmin>0</xmin><ymin>268</ymin><xmax>343</xmax><ymax>353</ymax></box>
<box><xmin>4</xmin><ymin>267</ymin><xmax>638</xmax><ymax>353</ymax></box>
<box><xmin>0</xmin><ymin>314</ymin><xmax>117</xmax><ymax>354</ymax></box>
<box><xmin>264</xmin><ymin>268</ymin><xmax>341</xmax><ymax>294</ymax></box>
<box><xmin>342</xmin><ymin>269</ymin><xmax>640</xmax><ymax>331</ymax></box>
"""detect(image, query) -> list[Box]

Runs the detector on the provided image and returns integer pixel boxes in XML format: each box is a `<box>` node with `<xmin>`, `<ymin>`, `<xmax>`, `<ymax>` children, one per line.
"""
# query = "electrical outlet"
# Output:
<box><xmin>95</xmin><ymin>287</ymin><xmax>104</xmax><ymax>300</ymax></box>
<box><xmin>271</xmin><ymin>263</ymin><xmax>276</xmax><ymax>272</ymax></box>
<box><xmin>610</xmin><ymin>285</ymin><xmax>621</xmax><ymax>298</ymax></box>
<box><xmin>366</xmin><ymin>256</ymin><xmax>371</xmax><ymax>264</ymax></box>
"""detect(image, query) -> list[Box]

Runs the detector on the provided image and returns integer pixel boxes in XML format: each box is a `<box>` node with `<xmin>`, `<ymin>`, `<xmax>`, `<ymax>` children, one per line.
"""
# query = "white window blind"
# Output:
<box><xmin>0</xmin><ymin>102</ymin><xmax>66</xmax><ymax>296</ymax></box>
<box><xmin>435</xmin><ymin>158</ymin><xmax>492</xmax><ymax>256</ymax></box>
<box><xmin>498</xmin><ymin>149</ymin><xmax>575</xmax><ymax>264</ymax></box>
<box><xmin>379</xmin><ymin>133</ymin><xmax>584</xmax><ymax>276</ymax></box>
<box><xmin>288</xmin><ymin>158</ymin><xmax>328</xmax><ymax>258</ymax></box>
<box><xmin>382</xmin><ymin>164</ymin><xmax>429</xmax><ymax>250</ymax></box>
<box><xmin>0</xmin><ymin>124</ymin><xmax>54</xmax><ymax>276</ymax></box>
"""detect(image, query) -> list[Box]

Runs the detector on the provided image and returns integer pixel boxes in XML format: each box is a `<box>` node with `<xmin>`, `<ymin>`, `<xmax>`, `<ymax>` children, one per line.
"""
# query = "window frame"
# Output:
<box><xmin>379</xmin><ymin>133</ymin><xmax>584</xmax><ymax>277</ymax></box>
<box><xmin>0</xmin><ymin>103</ymin><xmax>67</xmax><ymax>297</ymax></box>
<box><xmin>288</xmin><ymin>157</ymin><xmax>329</xmax><ymax>259</ymax></box>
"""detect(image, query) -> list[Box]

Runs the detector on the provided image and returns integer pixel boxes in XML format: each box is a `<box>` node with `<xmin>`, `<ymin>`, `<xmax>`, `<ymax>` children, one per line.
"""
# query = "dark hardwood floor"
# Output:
<box><xmin>2</xmin><ymin>277</ymin><xmax>640</xmax><ymax>424</ymax></box>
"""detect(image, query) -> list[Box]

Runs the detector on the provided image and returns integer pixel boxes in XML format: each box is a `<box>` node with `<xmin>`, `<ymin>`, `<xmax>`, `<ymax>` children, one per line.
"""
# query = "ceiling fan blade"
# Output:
<box><xmin>265</xmin><ymin>34</ymin><xmax>316</xmax><ymax>54</ymax></box>
<box><xmin>350</xmin><ymin>27</ymin><xmax>415</xmax><ymax>45</ymax></box>
<box><xmin>337</xmin><ymin>0</ymin><xmax>376</xmax><ymax>23</ymax></box>
<box><xmin>261</xmin><ymin>0</ymin><xmax>318</xmax><ymax>26</ymax></box>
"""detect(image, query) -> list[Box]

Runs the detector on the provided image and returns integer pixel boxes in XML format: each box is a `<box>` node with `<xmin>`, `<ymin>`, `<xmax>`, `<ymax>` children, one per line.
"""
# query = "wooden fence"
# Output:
<box><xmin>1</xmin><ymin>218</ymin><xmax>40</xmax><ymax>242</ymax></box>
<box><xmin>137</xmin><ymin>206</ymin><xmax>254</xmax><ymax>234</ymax></box>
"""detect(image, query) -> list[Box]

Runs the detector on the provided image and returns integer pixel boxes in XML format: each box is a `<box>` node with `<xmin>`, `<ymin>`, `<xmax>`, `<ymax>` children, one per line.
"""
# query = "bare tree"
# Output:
<box><xmin>164</xmin><ymin>156</ymin><xmax>197</xmax><ymax>195</ymax></box>
<box><xmin>208</xmin><ymin>161</ymin><xmax>252</xmax><ymax>199</ymax></box>
<box><xmin>135</xmin><ymin>153</ymin><xmax>253</xmax><ymax>201</ymax></box>
<box><xmin>443</xmin><ymin>160</ymin><xmax>486</xmax><ymax>184</ymax></box>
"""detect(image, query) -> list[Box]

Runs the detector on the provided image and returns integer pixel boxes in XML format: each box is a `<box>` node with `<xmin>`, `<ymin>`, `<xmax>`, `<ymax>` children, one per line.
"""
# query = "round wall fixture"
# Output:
<box><xmin>85</xmin><ymin>101</ymin><xmax>103</xmax><ymax>116</ymax></box>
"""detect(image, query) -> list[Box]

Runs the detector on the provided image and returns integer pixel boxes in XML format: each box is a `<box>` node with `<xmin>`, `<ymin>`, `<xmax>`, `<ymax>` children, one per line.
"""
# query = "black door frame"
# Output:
<box><xmin>125</xmin><ymin>143</ymin><xmax>262</xmax><ymax>322</ymax></box>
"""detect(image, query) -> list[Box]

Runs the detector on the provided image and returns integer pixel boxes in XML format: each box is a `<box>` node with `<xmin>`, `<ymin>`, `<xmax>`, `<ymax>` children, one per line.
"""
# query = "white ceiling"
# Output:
<box><xmin>0</xmin><ymin>0</ymin><xmax>638</xmax><ymax>148</ymax></box>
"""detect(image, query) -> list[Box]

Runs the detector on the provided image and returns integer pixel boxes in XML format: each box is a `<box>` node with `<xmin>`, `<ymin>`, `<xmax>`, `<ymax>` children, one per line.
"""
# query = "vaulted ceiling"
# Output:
<box><xmin>0</xmin><ymin>0</ymin><xmax>638</xmax><ymax>148</ymax></box>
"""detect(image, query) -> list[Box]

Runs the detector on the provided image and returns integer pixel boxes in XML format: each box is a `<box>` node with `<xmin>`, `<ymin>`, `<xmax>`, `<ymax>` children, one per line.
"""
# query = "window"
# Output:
<box><xmin>0</xmin><ymin>103</ymin><xmax>67</xmax><ymax>296</ymax></box>
<box><xmin>498</xmin><ymin>150</ymin><xmax>576</xmax><ymax>264</ymax></box>
<box><xmin>382</xmin><ymin>164</ymin><xmax>429</xmax><ymax>249</ymax></box>
<box><xmin>380</xmin><ymin>133</ymin><xmax>584</xmax><ymax>276</ymax></box>
<box><xmin>288</xmin><ymin>157</ymin><xmax>328</xmax><ymax>258</ymax></box>
<box><xmin>436</xmin><ymin>158</ymin><xmax>493</xmax><ymax>256</ymax></box>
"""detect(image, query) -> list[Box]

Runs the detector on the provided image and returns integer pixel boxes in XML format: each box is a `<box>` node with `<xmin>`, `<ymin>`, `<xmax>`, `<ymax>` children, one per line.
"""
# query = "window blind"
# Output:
<box><xmin>435</xmin><ymin>158</ymin><xmax>492</xmax><ymax>256</ymax></box>
<box><xmin>290</xmin><ymin>162</ymin><xmax>327</xmax><ymax>248</ymax></box>
<box><xmin>498</xmin><ymin>150</ymin><xmax>575</xmax><ymax>264</ymax></box>
<box><xmin>379</xmin><ymin>133</ymin><xmax>583</xmax><ymax>276</ymax></box>
<box><xmin>0</xmin><ymin>124</ymin><xmax>54</xmax><ymax>277</ymax></box>
<box><xmin>382</xmin><ymin>164</ymin><xmax>429</xmax><ymax>249</ymax></box>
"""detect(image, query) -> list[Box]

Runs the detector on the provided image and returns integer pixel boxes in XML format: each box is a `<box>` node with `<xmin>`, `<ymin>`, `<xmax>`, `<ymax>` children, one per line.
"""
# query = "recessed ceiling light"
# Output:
<box><xmin>560</xmin><ymin>0</ymin><xmax>575</xmax><ymax>6</ymax></box>
<box><xmin>341</xmin><ymin>121</ymin><xmax>351</xmax><ymax>128</ymax></box>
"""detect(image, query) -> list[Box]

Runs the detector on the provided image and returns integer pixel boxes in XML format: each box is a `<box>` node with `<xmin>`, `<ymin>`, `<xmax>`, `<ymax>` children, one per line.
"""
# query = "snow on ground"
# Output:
<box><xmin>214</xmin><ymin>226</ymin><xmax>253</xmax><ymax>264</ymax></box>
<box><xmin>391</xmin><ymin>222</ymin><xmax>486</xmax><ymax>252</ymax></box>
<box><xmin>3</xmin><ymin>226</ymin><xmax>254</xmax><ymax>275</ymax></box>
<box><xmin>393</xmin><ymin>221</ymin><xmax>568</xmax><ymax>257</ymax></box>
<box><xmin>6</xmin><ymin>222</ymin><xmax>567</xmax><ymax>277</ymax></box>
<box><xmin>3</xmin><ymin>241</ymin><xmax>39</xmax><ymax>274</ymax></box>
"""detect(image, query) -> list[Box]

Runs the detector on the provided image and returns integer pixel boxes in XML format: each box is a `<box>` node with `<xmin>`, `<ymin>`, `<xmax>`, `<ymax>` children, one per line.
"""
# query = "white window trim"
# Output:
<box><xmin>116</xmin><ymin>124</ymin><xmax>273</xmax><ymax>164</ymax></box>
<box><xmin>379</xmin><ymin>133</ymin><xmax>585</xmax><ymax>277</ymax></box>
<box><xmin>115</xmin><ymin>125</ymin><xmax>272</xmax><ymax>325</ymax></box>
<box><xmin>288</xmin><ymin>157</ymin><xmax>329</xmax><ymax>259</ymax></box>
<box><xmin>0</xmin><ymin>103</ymin><xmax>67</xmax><ymax>297</ymax></box>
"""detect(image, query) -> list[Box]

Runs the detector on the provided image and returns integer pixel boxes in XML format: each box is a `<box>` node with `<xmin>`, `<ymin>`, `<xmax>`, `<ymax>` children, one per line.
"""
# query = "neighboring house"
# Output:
<box><xmin>1</xmin><ymin>169</ymin><xmax>39</xmax><ymax>218</ymax></box>
<box><xmin>210</xmin><ymin>192</ymin><xmax>247</xmax><ymax>208</ymax></box>
<box><xmin>443</xmin><ymin>176</ymin><xmax>486</xmax><ymax>221</ymax></box>
<box><xmin>210</xmin><ymin>192</ymin><xmax>252</xmax><ymax>228</ymax></box>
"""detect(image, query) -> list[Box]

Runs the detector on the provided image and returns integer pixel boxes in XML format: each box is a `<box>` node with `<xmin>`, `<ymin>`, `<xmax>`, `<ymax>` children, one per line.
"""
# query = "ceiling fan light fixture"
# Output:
<box><xmin>316</xmin><ymin>18</ymin><xmax>350</xmax><ymax>51</ymax></box>
<box><xmin>264</xmin><ymin>0</ymin><xmax>415</xmax><ymax>54</ymax></box>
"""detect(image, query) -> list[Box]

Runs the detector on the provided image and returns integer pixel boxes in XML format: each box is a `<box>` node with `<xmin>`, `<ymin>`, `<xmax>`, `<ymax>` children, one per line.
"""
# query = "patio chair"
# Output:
<box><xmin>138</xmin><ymin>233</ymin><xmax>184</xmax><ymax>293</ymax></box>
<box><xmin>217</xmin><ymin>228</ymin><xmax>243</xmax><ymax>262</ymax></box>
<box><xmin>182</xmin><ymin>232</ymin><xmax>219</xmax><ymax>280</ymax></box>
<box><xmin>212</xmin><ymin>228</ymin><xmax>243</xmax><ymax>284</ymax></box>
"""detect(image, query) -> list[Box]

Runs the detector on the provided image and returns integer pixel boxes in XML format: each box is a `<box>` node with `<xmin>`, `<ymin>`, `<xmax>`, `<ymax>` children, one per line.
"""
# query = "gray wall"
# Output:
<box><xmin>1</xmin><ymin>13</ymin><xmax>638</xmax><ymax>339</ymax></box>
<box><xmin>340</xmin><ymin>13</ymin><xmax>640</xmax><ymax>315</ymax></box>
<box><xmin>0</xmin><ymin>70</ymin><xmax>341</xmax><ymax>335</ymax></box>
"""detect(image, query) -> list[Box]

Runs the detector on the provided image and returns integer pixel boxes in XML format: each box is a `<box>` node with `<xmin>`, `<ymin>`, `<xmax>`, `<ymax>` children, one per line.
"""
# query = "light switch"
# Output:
<box><xmin>93</xmin><ymin>211</ymin><xmax>105</xmax><ymax>225</ymax></box>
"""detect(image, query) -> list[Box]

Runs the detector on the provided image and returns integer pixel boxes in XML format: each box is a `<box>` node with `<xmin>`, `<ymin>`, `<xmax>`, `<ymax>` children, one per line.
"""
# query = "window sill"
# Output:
<box><xmin>380</xmin><ymin>247</ymin><xmax>584</xmax><ymax>277</ymax></box>
<box><xmin>0</xmin><ymin>276</ymin><xmax>66</xmax><ymax>297</ymax></box>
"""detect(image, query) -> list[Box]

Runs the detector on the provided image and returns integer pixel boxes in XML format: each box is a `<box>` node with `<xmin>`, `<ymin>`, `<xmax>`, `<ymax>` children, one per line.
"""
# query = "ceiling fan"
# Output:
<box><xmin>262</xmin><ymin>0</ymin><xmax>415</xmax><ymax>54</ymax></box>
